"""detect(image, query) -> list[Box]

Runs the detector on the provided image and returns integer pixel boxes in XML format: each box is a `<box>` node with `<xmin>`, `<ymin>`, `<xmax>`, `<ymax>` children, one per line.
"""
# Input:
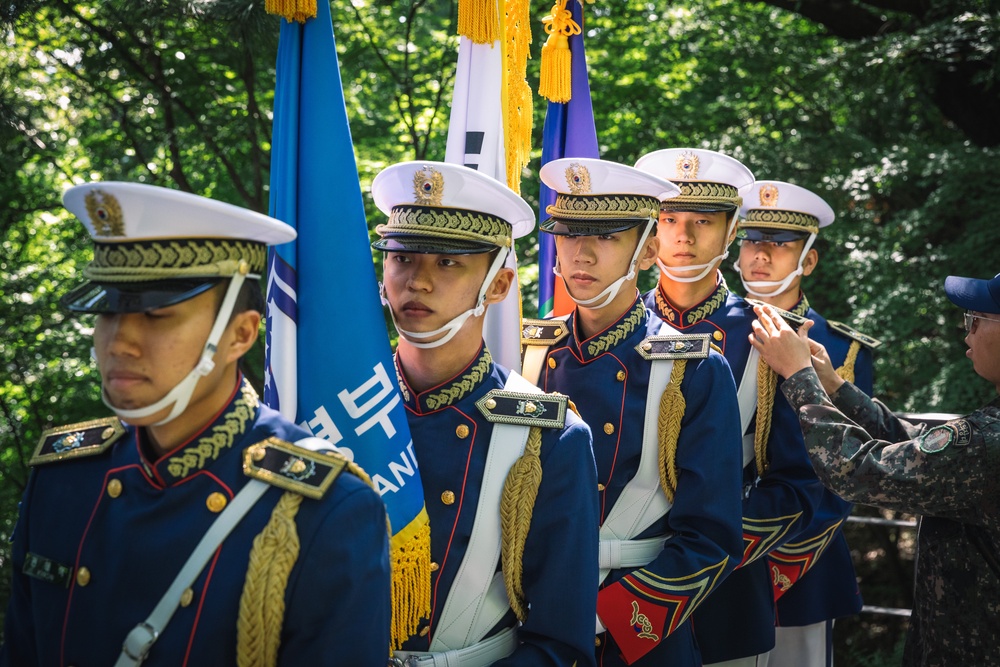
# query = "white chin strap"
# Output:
<box><xmin>384</xmin><ymin>248</ymin><xmax>509</xmax><ymax>350</ymax></box>
<box><xmin>655</xmin><ymin>212</ymin><xmax>738</xmax><ymax>283</ymax></box>
<box><xmin>100</xmin><ymin>273</ymin><xmax>251</xmax><ymax>426</ymax></box>
<box><xmin>555</xmin><ymin>219</ymin><xmax>655</xmax><ymax>310</ymax></box>
<box><xmin>735</xmin><ymin>233</ymin><xmax>816</xmax><ymax>298</ymax></box>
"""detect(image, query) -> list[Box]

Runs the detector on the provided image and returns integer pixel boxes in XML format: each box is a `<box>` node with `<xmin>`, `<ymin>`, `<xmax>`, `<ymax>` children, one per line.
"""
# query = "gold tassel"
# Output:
<box><xmin>538</xmin><ymin>0</ymin><xmax>580</xmax><ymax>103</ymax></box>
<box><xmin>754</xmin><ymin>359</ymin><xmax>777</xmax><ymax>479</ymax></box>
<box><xmin>499</xmin><ymin>426</ymin><xmax>543</xmax><ymax>622</ymax></box>
<box><xmin>458</xmin><ymin>0</ymin><xmax>500</xmax><ymax>43</ymax></box>
<box><xmin>389</xmin><ymin>509</ymin><xmax>433</xmax><ymax>650</ymax></box>
<box><xmin>264</xmin><ymin>0</ymin><xmax>317</xmax><ymax>23</ymax></box>
<box><xmin>656</xmin><ymin>360</ymin><xmax>687</xmax><ymax>503</ymax></box>
<box><xmin>835</xmin><ymin>341</ymin><xmax>860</xmax><ymax>384</ymax></box>
<box><xmin>237</xmin><ymin>491</ymin><xmax>303</xmax><ymax>667</ymax></box>
<box><xmin>503</xmin><ymin>0</ymin><xmax>533</xmax><ymax>194</ymax></box>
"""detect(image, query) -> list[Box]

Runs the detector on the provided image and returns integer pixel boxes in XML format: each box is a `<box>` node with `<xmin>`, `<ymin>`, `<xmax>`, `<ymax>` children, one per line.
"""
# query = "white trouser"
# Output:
<box><xmin>705</xmin><ymin>652</ymin><xmax>771</xmax><ymax>667</ymax></box>
<box><xmin>769</xmin><ymin>620</ymin><xmax>833</xmax><ymax>667</ymax></box>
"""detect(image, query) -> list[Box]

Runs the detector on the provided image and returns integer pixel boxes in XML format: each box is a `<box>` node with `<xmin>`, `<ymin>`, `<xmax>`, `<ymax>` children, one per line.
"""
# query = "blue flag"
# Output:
<box><xmin>263</xmin><ymin>1</ymin><xmax>430</xmax><ymax>649</ymax></box>
<box><xmin>538</xmin><ymin>0</ymin><xmax>599</xmax><ymax>317</ymax></box>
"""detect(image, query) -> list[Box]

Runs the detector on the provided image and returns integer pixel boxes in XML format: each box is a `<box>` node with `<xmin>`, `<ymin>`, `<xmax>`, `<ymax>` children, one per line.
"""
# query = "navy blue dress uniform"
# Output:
<box><xmin>395</xmin><ymin>347</ymin><xmax>600</xmax><ymax>665</ymax></box>
<box><xmin>0</xmin><ymin>182</ymin><xmax>391</xmax><ymax>666</ymax></box>
<box><xmin>527</xmin><ymin>158</ymin><xmax>744</xmax><ymax>666</ymax></box>
<box><xmin>636</xmin><ymin>148</ymin><xmax>823</xmax><ymax>664</ymax></box>
<box><xmin>767</xmin><ymin>296</ymin><xmax>876</xmax><ymax>631</ymax></box>
<box><xmin>2</xmin><ymin>381</ymin><xmax>391</xmax><ymax>667</ymax></box>
<box><xmin>733</xmin><ymin>180</ymin><xmax>878</xmax><ymax>656</ymax></box>
<box><xmin>370</xmin><ymin>161</ymin><xmax>601</xmax><ymax>666</ymax></box>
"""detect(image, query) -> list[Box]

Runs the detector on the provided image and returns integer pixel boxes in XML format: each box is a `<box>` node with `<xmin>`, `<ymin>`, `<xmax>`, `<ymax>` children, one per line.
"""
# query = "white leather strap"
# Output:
<box><xmin>392</xmin><ymin>625</ymin><xmax>519</xmax><ymax>667</ymax></box>
<box><xmin>737</xmin><ymin>347</ymin><xmax>762</xmax><ymax>468</ymax></box>
<box><xmin>429</xmin><ymin>372</ymin><xmax>539</xmax><ymax>651</ymax></box>
<box><xmin>599</xmin><ymin>535</ymin><xmax>671</xmax><ymax>570</ymax></box>
<box><xmin>520</xmin><ymin>345</ymin><xmax>547</xmax><ymax>386</ymax></box>
<box><xmin>116</xmin><ymin>478</ymin><xmax>271</xmax><ymax>667</ymax></box>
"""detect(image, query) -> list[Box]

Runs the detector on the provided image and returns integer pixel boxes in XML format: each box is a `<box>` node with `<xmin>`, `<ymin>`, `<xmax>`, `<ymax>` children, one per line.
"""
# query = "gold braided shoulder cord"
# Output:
<box><xmin>754</xmin><ymin>359</ymin><xmax>777</xmax><ymax>479</ymax></box>
<box><xmin>499</xmin><ymin>426</ymin><xmax>543</xmax><ymax>622</ymax></box>
<box><xmin>834</xmin><ymin>341</ymin><xmax>860</xmax><ymax>384</ymax></box>
<box><xmin>237</xmin><ymin>491</ymin><xmax>303</xmax><ymax>667</ymax></box>
<box><xmin>656</xmin><ymin>360</ymin><xmax>687</xmax><ymax>503</ymax></box>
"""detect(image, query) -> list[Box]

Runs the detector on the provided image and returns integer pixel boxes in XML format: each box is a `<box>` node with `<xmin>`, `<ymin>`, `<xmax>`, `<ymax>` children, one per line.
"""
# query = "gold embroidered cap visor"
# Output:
<box><xmin>540</xmin><ymin>193</ymin><xmax>661</xmax><ymax>237</ymax></box>
<box><xmin>371</xmin><ymin>205</ymin><xmax>512</xmax><ymax>255</ymax></box>
<box><xmin>660</xmin><ymin>182</ymin><xmax>743</xmax><ymax>214</ymax></box>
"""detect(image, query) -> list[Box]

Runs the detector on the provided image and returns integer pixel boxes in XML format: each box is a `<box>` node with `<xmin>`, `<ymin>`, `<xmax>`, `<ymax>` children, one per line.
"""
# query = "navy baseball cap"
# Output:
<box><xmin>944</xmin><ymin>273</ymin><xmax>1000</xmax><ymax>314</ymax></box>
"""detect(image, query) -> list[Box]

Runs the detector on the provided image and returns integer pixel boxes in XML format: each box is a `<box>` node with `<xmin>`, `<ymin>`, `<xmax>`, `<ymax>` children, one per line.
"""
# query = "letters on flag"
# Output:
<box><xmin>263</xmin><ymin>0</ymin><xmax>430</xmax><ymax>649</ymax></box>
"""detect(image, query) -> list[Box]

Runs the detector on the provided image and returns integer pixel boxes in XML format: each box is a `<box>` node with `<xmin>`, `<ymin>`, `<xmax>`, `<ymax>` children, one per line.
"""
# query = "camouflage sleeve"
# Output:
<box><xmin>782</xmin><ymin>369</ymin><xmax>1000</xmax><ymax>521</ymax></box>
<box><xmin>828</xmin><ymin>380</ymin><xmax>923</xmax><ymax>443</ymax></box>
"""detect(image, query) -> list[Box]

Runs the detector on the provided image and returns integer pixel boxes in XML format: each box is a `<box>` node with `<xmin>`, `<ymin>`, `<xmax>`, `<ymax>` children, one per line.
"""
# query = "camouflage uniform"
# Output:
<box><xmin>782</xmin><ymin>366</ymin><xmax>1000</xmax><ymax>667</ymax></box>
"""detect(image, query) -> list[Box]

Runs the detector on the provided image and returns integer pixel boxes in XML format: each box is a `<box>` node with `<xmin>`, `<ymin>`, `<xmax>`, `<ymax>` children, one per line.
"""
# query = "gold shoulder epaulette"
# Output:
<box><xmin>476</xmin><ymin>390</ymin><xmax>568</xmax><ymax>429</ymax></box>
<box><xmin>745</xmin><ymin>298</ymin><xmax>808</xmax><ymax>328</ymax></box>
<box><xmin>521</xmin><ymin>318</ymin><xmax>570</xmax><ymax>347</ymax></box>
<box><xmin>635</xmin><ymin>334</ymin><xmax>711</xmax><ymax>360</ymax></box>
<box><xmin>31</xmin><ymin>417</ymin><xmax>125</xmax><ymax>466</ymax></box>
<box><xmin>243</xmin><ymin>437</ymin><xmax>347</xmax><ymax>500</ymax></box>
<box><xmin>828</xmin><ymin>320</ymin><xmax>881</xmax><ymax>349</ymax></box>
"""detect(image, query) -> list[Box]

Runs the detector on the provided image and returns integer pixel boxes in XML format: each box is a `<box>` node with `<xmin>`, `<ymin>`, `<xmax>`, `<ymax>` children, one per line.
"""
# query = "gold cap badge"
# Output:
<box><xmin>412</xmin><ymin>166</ymin><xmax>445</xmax><ymax>206</ymax></box>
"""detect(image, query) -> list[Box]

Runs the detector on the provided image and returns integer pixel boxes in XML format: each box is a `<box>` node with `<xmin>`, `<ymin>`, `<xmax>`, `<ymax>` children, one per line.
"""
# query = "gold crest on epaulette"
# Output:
<box><xmin>243</xmin><ymin>437</ymin><xmax>347</xmax><ymax>499</ymax></box>
<box><xmin>635</xmin><ymin>334</ymin><xmax>711</xmax><ymax>360</ymax></box>
<box><xmin>476</xmin><ymin>391</ymin><xmax>568</xmax><ymax>429</ymax></box>
<box><xmin>828</xmin><ymin>320</ymin><xmax>881</xmax><ymax>349</ymax></box>
<box><xmin>746</xmin><ymin>299</ymin><xmax>809</xmax><ymax>328</ymax></box>
<box><xmin>31</xmin><ymin>417</ymin><xmax>125</xmax><ymax>466</ymax></box>
<box><xmin>521</xmin><ymin>318</ymin><xmax>570</xmax><ymax>346</ymax></box>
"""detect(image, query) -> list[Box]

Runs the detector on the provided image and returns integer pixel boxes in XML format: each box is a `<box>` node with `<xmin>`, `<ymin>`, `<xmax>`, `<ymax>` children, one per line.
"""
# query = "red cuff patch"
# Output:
<box><xmin>597</xmin><ymin>582</ymin><xmax>667</xmax><ymax>664</ymax></box>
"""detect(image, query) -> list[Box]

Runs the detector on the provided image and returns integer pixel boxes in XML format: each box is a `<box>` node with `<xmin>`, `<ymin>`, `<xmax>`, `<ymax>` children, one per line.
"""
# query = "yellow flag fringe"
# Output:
<box><xmin>265</xmin><ymin>0</ymin><xmax>317</xmax><ymax>23</ymax></box>
<box><xmin>503</xmin><ymin>0</ymin><xmax>532</xmax><ymax>193</ymax></box>
<box><xmin>389</xmin><ymin>508</ymin><xmax>433</xmax><ymax>650</ymax></box>
<box><xmin>458</xmin><ymin>0</ymin><xmax>500</xmax><ymax>43</ymax></box>
<box><xmin>538</xmin><ymin>0</ymin><xmax>580</xmax><ymax>103</ymax></box>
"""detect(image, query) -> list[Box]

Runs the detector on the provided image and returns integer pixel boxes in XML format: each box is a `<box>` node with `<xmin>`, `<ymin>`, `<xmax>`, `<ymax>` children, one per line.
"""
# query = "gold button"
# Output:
<box><xmin>547</xmin><ymin>358</ymin><xmax>557</xmax><ymax>369</ymax></box>
<box><xmin>419</xmin><ymin>626</ymin><xmax>430</xmax><ymax>637</ymax></box>
<box><xmin>251</xmin><ymin>446</ymin><xmax>266</xmax><ymax>462</ymax></box>
<box><xmin>430</xmin><ymin>562</ymin><xmax>439</xmax><ymax>572</ymax></box>
<box><xmin>616</xmin><ymin>371</ymin><xmax>626</xmax><ymax>382</ymax></box>
<box><xmin>238</xmin><ymin>259</ymin><xmax>250</xmax><ymax>276</ymax></box>
<box><xmin>288</xmin><ymin>459</ymin><xmax>307</xmax><ymax>475</ymax></box>
<box><xmin>106</xmin><ymin>479</ymin><xmax>122</xmax><ymax>499</ymax></box>
<box><xmin>485</xmin><ymin>398</ymin><xmax>497</xmax><ymax>410</ymax></box>
<box><xmin>595</xmin><ymin>636</ymin><xmax>602</xmax><ymax>646</ymax></box>
<box><xmin>603</xmin><ymin>423</ymin><xmax>615</xmax><ymax>435</ymax></box>
<box><xmin>441</xmin><ymin>490</ymin><xmax>455</xmax><ymax>505</ymax></box>
<box><xmin>713</xmin><ymin>331</ymin><xmax>723</xmax><ymax>341</ymax></box>
<box><xmin>206</xmin><ymin>492</ymin><xmax>228</xmax><ymax>513</ymax></box>
<box><xmin>456</xmin><ymin>424</ymin><xmax>470</xmax><ymax>439</ymax></box>
<box><xmin>76</xmin><ymin>567</ymin><xmax>91</xmax><ymax>587</ymax></box>
<box><xmin>597</xmin><ymin>483</ymin><xmax>605</xmax><ymax>491</ymax></box>
<box><xmin>101</xmin><ymin>427</ymin><xmax>115</xmax><ymax>439</ymax></box>
<box><xmin>179</xmin><ymin>588</ymin><xmax>194</xmax><ymax>608</ymax></box>
<box><xmin>642</xmin><ymin>342</ymin><xmax>652</xmax><ymax>352</ymax></box>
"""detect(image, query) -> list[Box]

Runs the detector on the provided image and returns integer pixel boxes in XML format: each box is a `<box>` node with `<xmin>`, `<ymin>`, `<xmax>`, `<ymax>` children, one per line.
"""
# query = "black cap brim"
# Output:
<box><xmin>60</xmin><ymin>279</ymin><xmax>222</xmax><ymax>314</ymax></box>
<box><xmin>539</xmin><ymin>216</ymin><xmax>646</xmax><ymax>237</ymax></box>
<box><xmin>660</xmin><ymin>203</ymin><xmax>737</xmax><ymax>214</ymax></box>
<box><xmin>371</xmin><ymin>236</ymin><xmax>495</xmax><ymax>255</ymax></box>
<box><xmin>738</xmin><ymin>228</ymin><xmax>810</xmax><ymax>243</ymax></box>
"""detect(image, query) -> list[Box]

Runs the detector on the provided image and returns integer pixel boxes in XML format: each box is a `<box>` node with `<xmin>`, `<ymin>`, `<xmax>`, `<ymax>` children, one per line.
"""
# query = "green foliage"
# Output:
<box><xmin>1</xmin><ymin>0</ymin><xmax>998</xmax><ymax>659</ymax></box>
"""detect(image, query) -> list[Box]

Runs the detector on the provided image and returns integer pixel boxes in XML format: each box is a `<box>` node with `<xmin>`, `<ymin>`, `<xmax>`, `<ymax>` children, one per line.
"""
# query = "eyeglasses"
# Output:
<box><xmin>963</xmin><ymin>311</ymin><xmax>1000</xmax><ymax>333</ymax></box>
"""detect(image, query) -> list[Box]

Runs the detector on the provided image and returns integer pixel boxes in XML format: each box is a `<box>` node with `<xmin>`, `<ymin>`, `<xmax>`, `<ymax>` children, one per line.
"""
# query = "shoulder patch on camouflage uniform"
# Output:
<box><xmin>827</xmin><ymin>320</ymin><xmax>881</xmax><ymax>349</ymax></box>
<box><xmin>745</xmin><ymin>298</ymin><xmax>809</xmax><ymax>328</ymax></box>
<box><xmin>31</xmin><ymin>417</ymin><xmax>126</xmax><ymax>466</ymax></box>
<box><xmin>952</xmin><ymin>420</ymin><xmax>973</xmax><ymax>447</ymax></box>
<box><xmin>476</xmin><ymin>390</ymin><xmax>568</xmax><ymax>429</ymax></box>
<box><xmin>635</xmin><ymin>334</ymin><xmax>711</xmax><ymax>360</ymax></box>
<box><xmin>243</xmin><ymin>437</ymin><xmax>347</xmax><ymax>499</ymax></box>
<box><xmin>918</xmin><ymin>425</ymin><xmax>957</xmax><ymax>454</ymax></box>
<box><xmin>521</xmin><ymin>318</ymin><xmax>570</xmax><ymax>346</ymax></box>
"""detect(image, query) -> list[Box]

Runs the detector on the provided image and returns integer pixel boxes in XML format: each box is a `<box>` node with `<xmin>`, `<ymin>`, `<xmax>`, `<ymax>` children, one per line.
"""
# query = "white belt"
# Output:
<box><xmin>390</xmin><ymin>626</ymin><xmax>518</xmax><ymax>667</ymax></box>
<box><xmin>599</xmin><ymin>536</ymin><xmax>670</xmax><ymax>570</ymax></box>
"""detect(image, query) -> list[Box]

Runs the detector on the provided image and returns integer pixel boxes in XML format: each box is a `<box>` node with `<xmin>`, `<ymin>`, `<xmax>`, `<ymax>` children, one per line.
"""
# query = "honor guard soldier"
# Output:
<box><xmin>750</xmin><ymin>271</ymin><xmax>1000</xmax><ymax>667</ymax></box>
<box><xmin>0</xmin><ymin>183</ymin><xmax>392</xmax><ymax>667</ymax></box>
<box><xmin>735</xmin><ymin>181</ymin><xmax>879</xmax><ymax>667</ymax></box>
<box><xmin>371</xmin><ymin>161</ymin><xmax>600</xmax><ymax>666</ymax></box>
<box><xmin>635</xmin><ymin>148</ymin><xmax>823</xmax><ymax>666</ymax></box>
<box><xmin>522</xmin><ymin>158</ymin><xmax>744</xmax><ymax>666</ymax></box>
